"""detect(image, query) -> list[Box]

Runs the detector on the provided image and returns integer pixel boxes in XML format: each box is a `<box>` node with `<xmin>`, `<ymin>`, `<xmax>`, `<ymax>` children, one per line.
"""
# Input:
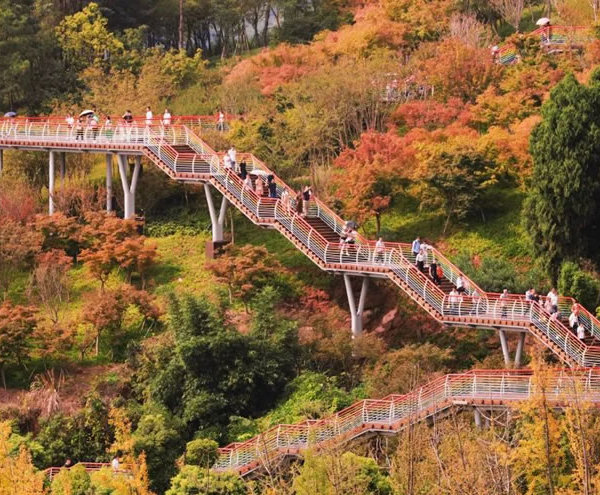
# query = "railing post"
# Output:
<box><xmin>307</xmin><ymin>228</ymin><xmax>312</xmax><ymax>251</ymax></box>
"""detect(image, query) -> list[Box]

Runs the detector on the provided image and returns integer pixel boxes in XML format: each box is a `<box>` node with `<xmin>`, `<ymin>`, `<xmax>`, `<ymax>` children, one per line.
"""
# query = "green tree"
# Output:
<box><xmin>557</xmin><ymin>261</ymin><xmax>600</xmax><ymax>310</ymax></box>
<box><xmin>133</xmin><ymin>409</ymin><xmax>183</xmax><ymax>494</ymax></box>
<box><xmin>419</xmin><ymin>142</ymin><xmax>497</xmax><ymax>233</ymax></box>
<box><xmin>184</xmin><ymin>438</ymin><xmax>219</xmax><ymax>467</ymax></box>
<box><xmin>166</xmin><ymin>465</ymin><xmax>246</xmax><ymax>495</ymax></box>
<box><xmin>55</xmin><ymin>2</ymin><xmax>124</xmax><ymax>70</ymax></box>
<box><xmin>292</xmin><ymin>451</ymin><xmax>393</xmax><ymax>495</ymax></box>
<box><xmin>50</xmin><ymin>464</ymin><xmax>91</xmax><ymax>495</ymax></box>
<box><xmin>134</xmin><ymin>293</ymin><xmax>298</xmax><ymax>439</ymax></box>
<box><xmin>524</xmin><ymin>73</ymin><xmax>600</xmax><ymax>280</ymax></box>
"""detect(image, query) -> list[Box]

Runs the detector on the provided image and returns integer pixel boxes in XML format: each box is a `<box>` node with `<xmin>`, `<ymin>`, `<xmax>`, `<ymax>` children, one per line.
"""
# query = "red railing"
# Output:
<box><xmin>3</xmin><ymin>120</ymin><xmax>600</xmax><ymax>367</ymax></box>
<box><xmin>214</xmin><ymin>368</ymin><xmax>600</xmax><ymax>475</ymax></box>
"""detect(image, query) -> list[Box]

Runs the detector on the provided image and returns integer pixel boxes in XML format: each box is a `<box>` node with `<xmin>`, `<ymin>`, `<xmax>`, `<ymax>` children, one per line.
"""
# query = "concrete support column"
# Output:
<box><xmin>344</xmin><ymin>275</ymin><xmax>369</xmax><ymax>338</ymax></box>
<box><xmin>105</xmin><ymin>154</ymin><xmax>113</xmax><ymax>212</ymax></box>
<box><xmin>117</xmin><ymin>154</ymin><xmax>140</xmax><ymax>219</ymax></box>
<box><xmin>514</xmin><ymin>332</ymin><xmax>526</xmax><ymax>369</ymax></box>
<box><xmin>204</xmin><ymin>183</ymin><xmax>228</xmax><ymax>242</ymax></box>
<box><xmin>49</xmin><ymin>151</ymin><xmax>55</xmax><ymax>215</ymax></box>
<box><xmin>474</xmin><ymin>408</ymin><xmax>482</xmax><ymax>429</ymax></box>
<box><xmin>499</xmin><ymin>330</ymin><xmax>527</xmax><ymax>368</ymax></box>
<box><xmin>499</xmin><ymin>330</ymin><xmax>511</xmax><ymax>367</ymax></box>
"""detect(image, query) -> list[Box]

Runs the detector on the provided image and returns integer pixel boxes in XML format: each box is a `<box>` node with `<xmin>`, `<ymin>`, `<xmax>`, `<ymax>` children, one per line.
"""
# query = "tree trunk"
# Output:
<box><xmin>0</xmin><ymin>364</ymin><xmax>5</xmax><ymax>390</ymax></box>
<box><xmin>179</xmin><ymin>0</ymin><xmax>185</xmax><ymax>50</ymax></box>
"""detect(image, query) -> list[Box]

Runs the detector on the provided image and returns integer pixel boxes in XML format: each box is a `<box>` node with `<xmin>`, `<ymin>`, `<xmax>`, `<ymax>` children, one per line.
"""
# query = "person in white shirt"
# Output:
<box><xmin>217</xmin><ymin>111</ymin><xmax>225</xmax><ymax>131</ymax></box>
<box><xmin>243</xmin><ymin>175</ymin><xmax>253</xmax><ymax>191</ymax></box>
<box><xmin>448</xmin><ymin>288</ymin><xmax>459</xmax><ymax>314</ymax></box>
<box><xmin>547</xmin><ymin>288</ymin><xmax>558</xmax><ymax>314</ymax></box>
<box><xmin>228</xmin><ymin>146</ymin><xmax>236</xmax><ymax>166</ymax></box>
<box><xmin>499</xmin><ymin>289</ymin><xmax>509</xmax><ymax>318</ymax></box>
<box><xmin>374</xmin><ymin>237</ymin><xmax>385</xmax><ymax>264</ymax></box>
<box><xmin>577</xmin><ymin>323</ymin><xmax>586</xmax><ymax>340</ymax></box>
<box><xmin>66</xmin><ymin>113</ymin><xmax>74</xmax><ymax>128</ymax></box>
<box><xmin>162</xmin><ymin>108</ymin><xmax>172</xmax><ymax>126</ymax></box>
<box><xmin>280</xmin><ymin>188</ymin><xmax>290</xmax><ymax>211</ymax></box>
<box><xmin>111</xmin><ymin>455</ymin><xmax>120</xmax><ymax>472</ymax></box>
<box><xmin>145</xmin><ymin>106</ymin><xmax>153</xmax><ymax>125</ymax></box>
<box><xmin>411</xmin><ymin>236</ymin><xmax>421</xmax><ymax>258</ymax></box>
<box><xmin>568</xmin><ymin>311</ymin><xmax>579</xmax><ymax>331</ymax></box>
<box><xmin>415</xmin><ymin>249</ymin><xmax>425</xmax><ymax>272</ymax></box>
<box><xmin>455</xmin><ymin>275</ymin><xmax>465</xmax><ymax>293</ymax></box>
<box><xmin>223</xmin><ymin>154</ymin><xmax>232</xmax><ymax>170</ymax></box>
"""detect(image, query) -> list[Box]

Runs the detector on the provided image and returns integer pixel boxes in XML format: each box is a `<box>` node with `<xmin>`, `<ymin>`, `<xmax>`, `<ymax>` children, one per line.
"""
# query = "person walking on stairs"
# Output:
<box><xmin>411</xmin><ymin>236</ymin><xmax>421</xmax><ymax>259</ymax></box>
<box><xmin>430</xmin><ymin>258</ymin><xmax>440</xmax><ymax>285</ymax></box>
<box><xmin>416</xmin><ymin>248</ymin><xmax>426</xmax><ymax>272</ymax></box>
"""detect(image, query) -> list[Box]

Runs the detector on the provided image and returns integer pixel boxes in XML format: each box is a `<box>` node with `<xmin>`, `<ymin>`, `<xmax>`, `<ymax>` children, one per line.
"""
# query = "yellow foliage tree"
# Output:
<box><xmin>0</xmin><ymin>422</ymin><xmax>46</xmax><ymax>495</ymax></box>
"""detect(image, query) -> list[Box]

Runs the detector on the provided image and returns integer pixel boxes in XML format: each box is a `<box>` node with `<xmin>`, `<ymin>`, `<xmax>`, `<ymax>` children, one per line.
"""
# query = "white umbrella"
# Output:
<box><xmin>536</xmin><ymin>17</ymin><xmax>551</xmax><ymax>26</ymax></box>
<box><xmin>79</xmin><ymin>110</ymin><xmax>94</xmax><ymax>118</ymax></box>
<box><xmin>251</xmin><ymin>169</ymin><xmax>269</xmax><ymax>176</ymax></box>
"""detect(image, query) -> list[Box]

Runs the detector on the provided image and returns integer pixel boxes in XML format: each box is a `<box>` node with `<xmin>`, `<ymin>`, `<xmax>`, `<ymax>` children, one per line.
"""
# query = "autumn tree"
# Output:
<box><xmin>523</xmin><ymin>73</ymin><xmax>600</xmax><ymax>280</ymax></box>
<box><xmin>30</xmin><ymin>250</ymin><xmax>72</xmax><ymax>325</ymax></box>
<box><xmin>0</xmin><ymin>221</ymin><xmax>42</xmax><ymax>297</ymax></box>
<box><xmin>0</xmin><ymin>178</ymin><xmax>37</xmax><ymax>223</ymax></box>
<box><xmin>331</xmin><ymin>131</ymin><xmax>414</xmax><ymax>235</ymax></box>
<box><xmin>81</xmin><ymin>286</ymin><xmax>161</xmax><ymax>358</ymax></box>
<box><xmin>80</xmin><ymin>213</ymin><xmax>157</xmax><ymax>289</ymax></box>
<box><xmin>0</xmin><ymin>302</ymin><xmax>37</xmax><ymax>388</ymax></box>
<box><xmin>490</xmin><ymin>0</ymin><xmax>525</xmax><ymax>32</ymax></box>
<box><xmin>0</xmin><ymin>422</ymin><xmax>46</xmax><ymax>495</ymax></box>
<box><xmin>206</xmin><ymin>244</ymin><xmax>290</xmax><ymax>312</ymax></box>
<box><xmin>34</xmin><ymin>213</ymin><xmax>82</xmax><ymax>262</ymax></box>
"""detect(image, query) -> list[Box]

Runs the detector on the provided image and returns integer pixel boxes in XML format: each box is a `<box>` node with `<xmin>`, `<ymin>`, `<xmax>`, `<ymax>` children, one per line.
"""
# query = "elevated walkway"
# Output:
<box><xmin>2</xmin><ymin>119</ymin><xmax>600</xmax><ymax>368</ymax></box>
<box><xmin>214</xmin><ymin>368</ymin><xmax>600</xmax><ymax>476</ymax></box>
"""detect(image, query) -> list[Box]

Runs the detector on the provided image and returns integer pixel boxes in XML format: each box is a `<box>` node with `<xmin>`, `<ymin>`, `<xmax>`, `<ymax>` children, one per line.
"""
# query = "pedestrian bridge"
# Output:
<box><xmin>4</xmin><ymin>116</ymin><xmax>600</xmax><ymax>478</ymax></box>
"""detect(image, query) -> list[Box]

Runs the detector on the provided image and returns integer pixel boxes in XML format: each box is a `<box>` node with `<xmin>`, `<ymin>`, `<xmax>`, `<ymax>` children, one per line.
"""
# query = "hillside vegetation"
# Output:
<box><xmin>2</xmin><ymin>0</ymin><xmax>600</xmax><ymax>493</ymax></box>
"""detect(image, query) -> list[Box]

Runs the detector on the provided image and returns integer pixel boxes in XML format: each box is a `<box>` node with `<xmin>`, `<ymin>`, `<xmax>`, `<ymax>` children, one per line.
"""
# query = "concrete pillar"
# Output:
<box><xmin>49</xmin><ymin>151</ymin><xmax>55</xmax><ymax>215</ymax></box>
<box><xmin>514</xmin><ymin>332</ymin><xmax>526</xmax><ymax>368</ymax></box>
<box><xmin>117</xmin><ymin>154</ymin><xmax>140</xmax><ymax>219</ymax></box>
<box><xmin>344</xmin><ymin>275</ymin><xmax>369</xmax><ymax>338</ymax></box>
<box><xmin>499</xmin><ymin>330</ymin><xmax>511</xmax><ymax>367</ymax></box>
<box><xmin>204</xmin><ymin>183</ymin><xmax>228</xmax><ymax>242</ymax></box>
<box><xmin>474</xmin><ymin>408</ymin><xmax>482</xmax><ymax>429</ymax></box>
<box><xmin>106</xmin><ymin>154</ymin><xmax>113</xmax><ymax>212</ymax></box>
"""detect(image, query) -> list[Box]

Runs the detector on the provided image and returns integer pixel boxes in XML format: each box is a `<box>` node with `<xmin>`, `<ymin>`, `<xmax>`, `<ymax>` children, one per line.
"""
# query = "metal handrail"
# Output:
<box><xmin>213</xmin><ymin>368</ymin><xmax>600</xmax><ymax>474</ymax></box>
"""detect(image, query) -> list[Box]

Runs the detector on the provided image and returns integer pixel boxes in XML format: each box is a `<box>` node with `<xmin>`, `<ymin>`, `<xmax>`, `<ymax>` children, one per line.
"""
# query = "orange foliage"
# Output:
<box><xmin>225</xmin><ymin>4</ymin><xmax>407</xmax><ymax>96</ymax></box>
<box><xmin>331</xmin><ymin>131</ymin><xmax>415</xmax><ymax>232</ymax></box>
<box><xmin>0</xmin><ymin>179</ymin><xmax>38</xmax><ymax>223</ymax></box>
<box><xmin>413</xmin><ymin>39</ymin><xmax>501</xmax><ymax>102</ymax></box>
<box><xmin>391</xmin><ymin>98</ymin><xmax>472</xmax><ymax>129</ymax></box>
<box><xmin>80</xmin><ymin>212</ymin><xmax>157</xmax><ymax>289</ymax></box>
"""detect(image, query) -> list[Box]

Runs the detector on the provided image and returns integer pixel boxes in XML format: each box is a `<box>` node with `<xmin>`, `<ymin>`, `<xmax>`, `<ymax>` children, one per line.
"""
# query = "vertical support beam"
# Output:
<box><xmin>0</xmin><ymin>149</ymin><xmax>3</xmax><ymax>175</ymax></box>
<box><xmin>514</xmin><ymin>332</ymin><xmax>526</xmax><ymax>369</ymax></box>
<box><xmin>204</xmin><ymin>183</ymin><xmax>228</xmax><ymax>242</ymax></box>
<box><xmin>344</xmin><ymin>275</ymin><xmax>369</xmax><ymax>338</ymax></box>
<box><xmin>474</xmin><ymin>408</ymin><xmax>482</xmax><ymax>429</ymax></box>
<box><xmin>105</xmin><ymin>154</ymin><xmax>113</xmax><ymax>212</ymax></box>
<box><xmin>60</xmin><ymin>152</ymin><xmax>66</xmax><ymax>182</ymax></box>
<box><xmin>49</xmin><ymin>151</ymin><xmax>55</xmax><ymax>215</ymax></box>
<box><xmin>117</xmin><ymin>154</ymin><xmax>140</xmax><ymax>219</ymax></box>
<box><xmin>499</xmin><ymin>330</ymin><xmax>510</xmax><ymax>367</ymax></box>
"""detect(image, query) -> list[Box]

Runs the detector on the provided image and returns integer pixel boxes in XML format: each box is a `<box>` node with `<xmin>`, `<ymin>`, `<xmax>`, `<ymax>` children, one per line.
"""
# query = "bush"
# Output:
<box><xmin>558</xmin><ymin>261</ymin><xmax>600</xmax><ymax>310</ymax></box>
<box><xmin>184</xmin><ymin>438</ymin><xmax>218</xmax><ymax>467</ymax></box>
<box><xmin>51</xmin><ymin>464</ymin><xmax>91</xmax><ymax>495</ymax></box>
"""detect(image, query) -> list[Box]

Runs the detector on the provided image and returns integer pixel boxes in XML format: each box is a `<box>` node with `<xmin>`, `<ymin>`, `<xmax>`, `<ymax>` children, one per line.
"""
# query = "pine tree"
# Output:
<box><xmin>524</xmin><ymin>73</ymin><xmax>600</xmax><ymax>280</ymax></box>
